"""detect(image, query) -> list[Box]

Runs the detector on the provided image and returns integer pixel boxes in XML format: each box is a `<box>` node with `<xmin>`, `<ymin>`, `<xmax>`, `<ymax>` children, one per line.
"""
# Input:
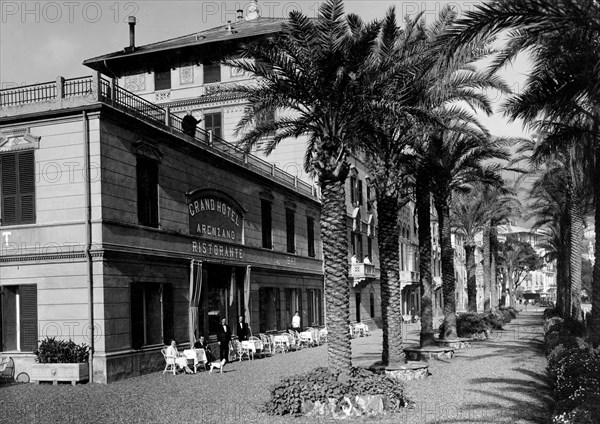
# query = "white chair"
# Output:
<box><xmin>248</xmin><ymin>336</ymin><xmax>263</xmax><ymax>357</ymax></box>
<box><xmin>234</xmin><ymin>340</ymin><xmax>253</xmax><ymax>361</ymax></box>
<box><xmin>161</xmin><ymin>347</ymin><xmax>177</xmax><ymax>375</ymax></box>
<box><xmin>259</xmin><ymin>333</ymin><xmax>273</xmax><ymax>356</ymax></box>
<box><xmin>0</xmin><ymin>356</ymin><xmax>14</xmax><ymax>384</ymax></box>
<box><xmin>318</xmin><ymin>328</ymin><xmax>328</xmax><ymax>344</ymax></box>
<box><xmin>271</xmin><ymin>334</ymin><xmax>289</xmax><ymax>354</ymax></box>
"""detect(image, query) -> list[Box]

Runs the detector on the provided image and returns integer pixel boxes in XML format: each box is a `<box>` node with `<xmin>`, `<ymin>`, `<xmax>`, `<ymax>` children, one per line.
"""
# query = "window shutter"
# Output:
<box><xmin>1</xmin><ymin>154</ymin><xmax>18</xmax><ymax>225</ymax></box>
<box><xmin>161</xmin><ymin>284</ymin><xmax>173</xmax><ymax>345</ymax></box>
<box><xmin>19</xmin><ymin>284</ymin><xmax>38</xmax><ymax>351</ymax></box>
<box><xmin>1</xmin><ymin>286</ymin><xmax>17</xmax><ymax>351</ymax></box>
<box><xmin>130</xmin><ymin>284</ymin><xmax>144</xmax><ymax>349</ymax></box>
<box><xmin>18</xmin><ymin>151</ymin><xmax>35</xmax><ymax>223</ymax></box>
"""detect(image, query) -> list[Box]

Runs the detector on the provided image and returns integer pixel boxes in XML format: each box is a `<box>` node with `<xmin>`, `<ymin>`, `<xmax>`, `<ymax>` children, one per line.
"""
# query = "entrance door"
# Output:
<box><xmin>259</xmin><ymin>288</ymin><xmax>280</xmax><ymax>332</ymax></box>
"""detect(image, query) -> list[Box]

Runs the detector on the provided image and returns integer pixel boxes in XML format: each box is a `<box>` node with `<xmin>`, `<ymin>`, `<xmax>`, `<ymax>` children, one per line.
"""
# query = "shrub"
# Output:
<box><xmin>262</xmin><ymin>366</ymin><xmax>409</xmax><ymax>416</ymax></box>
<box><xmin>34</xmin><ymin>337</ymin><xmax>90</xmax><ymax>364</ymax></box>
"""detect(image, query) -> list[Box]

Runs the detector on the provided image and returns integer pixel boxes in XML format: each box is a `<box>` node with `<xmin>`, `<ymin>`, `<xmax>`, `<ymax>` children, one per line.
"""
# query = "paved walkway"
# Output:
<box><xmin>353</xmin><ymin>309</ymin><xmax>553</xmax><ymax>423</ymax></box>
<box><xmin>0</xmin><ymin>310</ymin><xmax>552</xmax><ymax>424</ymax></box>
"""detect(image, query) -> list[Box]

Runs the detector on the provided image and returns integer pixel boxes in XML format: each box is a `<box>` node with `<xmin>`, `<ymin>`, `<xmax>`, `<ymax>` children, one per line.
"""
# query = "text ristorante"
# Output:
<box><xmin>192</xmin><ymin>241</ymin><xmax>243</xmax><ymax>259</ymax></box>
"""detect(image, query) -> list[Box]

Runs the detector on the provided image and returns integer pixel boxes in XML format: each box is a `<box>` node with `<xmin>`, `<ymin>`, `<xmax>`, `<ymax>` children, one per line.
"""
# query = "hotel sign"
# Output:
<box><xmin>187</xmin><ymin>188</ymin><xmax>245</xmax><ymax>246</ymax></box>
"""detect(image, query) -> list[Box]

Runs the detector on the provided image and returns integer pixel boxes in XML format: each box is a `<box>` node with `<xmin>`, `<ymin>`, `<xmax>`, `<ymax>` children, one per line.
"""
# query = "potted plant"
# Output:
<box><xmin>31</xmin><ymin>337</ymin><xmax>90</xmax><ymax>385</ymax></box>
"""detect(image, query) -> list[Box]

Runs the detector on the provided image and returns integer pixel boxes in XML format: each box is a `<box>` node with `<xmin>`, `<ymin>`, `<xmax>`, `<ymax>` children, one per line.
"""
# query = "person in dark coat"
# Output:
<box><xmin>182</xmin><ymin>109</ymin><xmax>200</xmax><ymax>137</ymax></box>
<box><xmin>237</xmin><ymin>315</ymin><xmax>250</xmax><ymax>341</ymax></box>
<box><xmin>216</xmin><ymin>318</ymin><xmax>232</xmax><ymax>363</ymax></box>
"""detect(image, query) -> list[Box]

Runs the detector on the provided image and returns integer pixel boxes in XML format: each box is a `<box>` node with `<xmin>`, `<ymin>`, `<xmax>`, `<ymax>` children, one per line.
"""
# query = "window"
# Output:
<box><xmin>307</xmin><ymin>216</ymin><xmax>315</xmax><ymax>258</ymax></box>
<box><xmin>204</xmin><ymin>63</ymin><xmax>221</xmax><ymax>84</ymax></box>
<box><xmin>130</xmin><ymin>283</ymin><xmax>173</xmax><ymax>348</ymax></box>
<box><xmin>351</xmin><ymin>232</ymin><xmax>363</xmax><ymax>260</ymax></box>
<box><xmin>261</xmin><ymin>199</ymin><xmax>272</xmax><ymax>249</ymax></box>
<box><xmin>366</xmin><ymin>183</ymin><xmax>372</xmax><ymax>212</ymax></box>
<box><xmin>204</xmin><ymin>112</ymin><xmax>222</xmax><ymax>139</ymax></box>
<box><xmin>137</xmin><ymin>157</ymin><xmax>159</xmax><ymax>227</ymax></box>
<box><xmin>358</xmin><ymin>180</ymin><xmax>363</xmax><ymax>206</ymax></box>
<box><xmin>355</xmin><ymin>292</ymin><xmax>361</xmax><ymax>322</ymax></box>
<box><xmin>154</xmin><ymin>69</ymin><xmax>171</xmax><ymax>91</ymax></box>
<box><xmin>367</xmin><ymin>237</ymin><xmax>373</xmax><ymax>261</ymax></box>
<box><xmin>0</xmin><ymin>285</ymin><xmax>37</xmax><ymax>351</ymax></box>
<box><xmin>1</xmin><ymin>151</ymin><xmax>35</xmax><ymax>226</ymax></box>
<box><xmin>286</xmin><ymin>208</ymin><xmax>295</xmax><ymax>253</ymax></box>
<box><xmin>350</xmin><ymin>176</ymin><xmax>356</xmax><ymax>205</ymax></box>
<box><xmin>307</xmin><ymin>289</ymin><xmax>322</xmax><ymax>326</ymax></box>
<box><xmin>370</xmin><ymin>293</ymin><xmax>375</xmax><ymax>318</ymax></box>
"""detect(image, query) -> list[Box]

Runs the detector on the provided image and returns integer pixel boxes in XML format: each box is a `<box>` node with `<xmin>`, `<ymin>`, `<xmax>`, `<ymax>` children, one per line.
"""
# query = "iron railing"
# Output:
<box><xmin>0</xmin><ymin>75</ymin><xmax>317</xmax><ymax>199</ymax></box>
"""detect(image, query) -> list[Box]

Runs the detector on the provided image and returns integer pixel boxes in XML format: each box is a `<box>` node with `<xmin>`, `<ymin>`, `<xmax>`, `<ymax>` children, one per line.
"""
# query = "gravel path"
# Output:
<box><xmin>0</xmin><ymin>310</ymin><xmax>551</xmax><ymax>424</ymax></box>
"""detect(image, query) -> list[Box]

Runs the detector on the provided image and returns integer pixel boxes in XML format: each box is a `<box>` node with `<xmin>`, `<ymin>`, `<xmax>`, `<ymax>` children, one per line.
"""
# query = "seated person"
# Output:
<box><xmin>166</xmin><ymin>340</ymin><xmax>194</xmax><ymax>374</ymax></box>
<box><xmin>194</xmin><ymin>335</ymin><xmax>216</xmax><ymax>363</ymax></box>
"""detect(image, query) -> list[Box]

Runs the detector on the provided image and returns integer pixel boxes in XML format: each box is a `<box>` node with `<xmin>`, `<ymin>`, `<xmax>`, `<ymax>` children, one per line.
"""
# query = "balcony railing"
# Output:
<box><xmin>0</xmin><ymin>74</ymin><xmax>318</xmax><ymax>200</ymax></box>
<box><xmin>349</xmin><ymin>262</ymin><xmax>376</xmax><ymax>284</ymax></box>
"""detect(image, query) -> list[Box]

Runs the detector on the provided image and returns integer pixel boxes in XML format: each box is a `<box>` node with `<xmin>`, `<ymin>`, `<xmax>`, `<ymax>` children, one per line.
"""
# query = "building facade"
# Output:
<box><xmin>0</xmin><ymin>75</ymin><xmax>323</xmax><ymax>383</ymax></box>
<box><xmin>83</xmin><ymin>11</ymin><xmax>383</xmax><ymax>328</ymax></box>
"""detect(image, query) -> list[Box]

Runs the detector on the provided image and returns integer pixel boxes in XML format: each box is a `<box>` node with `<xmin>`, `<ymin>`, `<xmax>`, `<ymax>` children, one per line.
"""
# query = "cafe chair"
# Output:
<box><xmin>234</xmin><ymin>340</ymin><xmax>253</xmax><ymax>361</ymax></box>
<box><xmin>259</xmin><ymin>333</ymin><xmax>273</xmax><ymax>356</ymax></box>
<box><xmin>271</xmin><ymin>334</ymin><xmax>288</xmax><ymax>354</ymax></box>
<box><xmin>318</xmin><ymin>328</ymin><xmax>328</xmax><ymax>344</ymax></box>
<box><xmin>0</xmin><ymin>356</ymin><xmax>14</xmax><ymax>384</ymax></box>
<box><xmin>161</xmin><ymin>347</ymin><xmax>177</xmax><ymax>375</ymax></box>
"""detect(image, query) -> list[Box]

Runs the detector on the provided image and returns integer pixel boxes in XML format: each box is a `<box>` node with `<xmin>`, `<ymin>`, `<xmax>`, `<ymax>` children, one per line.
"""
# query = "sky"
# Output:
<box><xmin>0</xmin><ymin>0</ymin><xmax>531</xmax><ymax>138</ymax></box>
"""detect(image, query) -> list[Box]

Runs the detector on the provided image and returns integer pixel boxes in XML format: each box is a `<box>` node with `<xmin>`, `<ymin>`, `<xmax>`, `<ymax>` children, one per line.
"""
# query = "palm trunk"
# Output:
<box><xmin>556</xmin><ymin>242</ymin><xmax>571</xmax><ymax>318</ymax></box>
<box><xmin>320</xmin><ymin>178</ymin><xmax>352</xmax><ymax>370</ymax></box>
<box><xmin>436</xmin><ymin>200</ymin><xmax>457</xmax><ymax>339</ymax></box>
<box><xmin>376</xmin><ymin>194</ymin><xmax>403</xmax><ymax>364</ymax></box>
<box><xmin>490</xmin><ymin>230</ymin><xmax>498</xmax><ymax>310</ymax></box>
<box><xmin>482</xmin><ymin>223</ymin><xmax>491</xmax><ymax>313</ymax></box>
<box><xmin>416</xmin><ymin>171</ymin><xmax>435</xmax><ymax>347</ymax></box>
<box><xmin>569</xmin><ymin>199</ymin><xmax>584</xmax><ymax>322</ymax></box>
<box><xmin>590</xmin><ymin>148</ymin><xmax>600</xmax><ymax>347</ymax></box>
<box><xmin>465</xmin><ymin>242</ymin><xmax>477</xmax><ymax>313</ymax></box>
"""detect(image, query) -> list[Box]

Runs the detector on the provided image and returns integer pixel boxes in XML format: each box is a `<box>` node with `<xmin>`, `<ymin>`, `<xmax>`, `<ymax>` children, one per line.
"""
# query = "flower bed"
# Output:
<box><xmin>262</xmin><ymin>366</ymin><xmax>409</xmax><ymax>417</ymax></box>
<box><xmin>438</xmin><ymin>307</ymin><xmax>518</xmax><ymax>339</ymax></box>
<box><xmin>543</xmin><ymin>313</ymin><xmax>600</xmax><ymax>423</ymax></box>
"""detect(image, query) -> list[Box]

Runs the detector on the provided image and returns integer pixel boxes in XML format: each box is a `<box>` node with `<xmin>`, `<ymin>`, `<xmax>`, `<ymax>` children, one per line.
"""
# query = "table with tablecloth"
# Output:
<box><xmin>241</xmin><ymin>340</ymin><xmax>263</xmax><ymax>358</ymax></box>
<box><xmin>183</xmin><ymin>348</ymin><xmax>207</xmax><ymax>372</ymax></box>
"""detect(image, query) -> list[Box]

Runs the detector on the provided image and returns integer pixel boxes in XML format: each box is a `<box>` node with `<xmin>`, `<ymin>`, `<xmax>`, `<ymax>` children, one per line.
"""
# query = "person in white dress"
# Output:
<box><xmin>166</xmin><ymin>340</ymin><xmax>194</xmax><ymax>374</ymax></box>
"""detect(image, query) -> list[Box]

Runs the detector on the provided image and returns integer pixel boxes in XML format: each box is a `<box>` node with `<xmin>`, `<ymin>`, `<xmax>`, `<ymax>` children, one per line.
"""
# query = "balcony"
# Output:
<box><xmin>349</xmin><ymin>262</ymin><xmax>376</xmax><ymax>285</ymax></box>
<box><xmin>0</xmin><ymin>74</ymin><xmax>318</xmax><ymax>200</ymax></box>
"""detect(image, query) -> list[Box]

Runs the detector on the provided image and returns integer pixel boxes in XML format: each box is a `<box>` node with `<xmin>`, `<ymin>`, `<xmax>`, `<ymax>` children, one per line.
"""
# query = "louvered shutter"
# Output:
<box><xmin>19</xmin><ymin>285</ymin><xmax>38</xmax><ymax>351</ymax></box>
<box><xmin>1</xmin><ymin>286</ymin><xmax>17</xmax><ymax>351</ymax></box>
<box><xmin>130</xmin><ymin>284</ymin><xmax>144</xmax><ymax>349</ymax></box>
<box><xmin>161</xmin><ymin>284</ymin><xmax>173</xmax><ymax>345</ymax></box>
<box><xmin>1</xmin><ymin>154</ymin><xmax>17</xmax><ymax>225</ymax></box>
<box><xmin>18</xmin><ymin>151</ymin><xmax>35</xmax><ymax>223</ymax></box>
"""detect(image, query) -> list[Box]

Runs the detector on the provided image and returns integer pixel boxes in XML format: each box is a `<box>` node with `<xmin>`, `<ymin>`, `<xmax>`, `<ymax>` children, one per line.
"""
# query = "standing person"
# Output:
<box><xmin>237</xmin><ymin>315</ymin><xmax>250</xmax><ymax>341</ymax></box>
<box><xmin>291</xmin><ymin>311</ymin><xmax>301</xmax><ymax>332</ymax></box>
<box><xmin>217</xmin><ymin>318</ymin><xmax>232</xmax><ymax>363</ymax></box>
<box><xmin>182</xmin><ymin>109</ymin><xmax>200</xmax><ymax>137</ymax></box>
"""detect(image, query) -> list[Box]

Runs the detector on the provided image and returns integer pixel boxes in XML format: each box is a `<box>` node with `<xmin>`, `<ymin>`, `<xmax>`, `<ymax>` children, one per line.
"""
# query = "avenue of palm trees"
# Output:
<box><xmin>226</xmin><ymin>0</ymin><xmax>599</xmax><ymax>371</ymax></box>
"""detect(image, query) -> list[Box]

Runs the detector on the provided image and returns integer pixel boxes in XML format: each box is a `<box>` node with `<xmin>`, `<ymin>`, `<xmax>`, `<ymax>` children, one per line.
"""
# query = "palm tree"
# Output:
<box><xmin>358</xmin><ymin>8</ymin><xmax>427</xmax><ymax>365</ymax></box>
<box><xmin>479</xmin><ymin>184</ymin><xmax>521</xmax><ymax>311</ymax></box>
<box><xmin>444</xmin><ymin>0</ymin><xmax>600</xmax><ymax>347</ymax></box>
<box><xmin>517</xmin><ymin>133</ymin><xmax>594</xmax><ymax>320</ymax></box>
<box><xmin>381</xmin><ymin>5</ymin><xmax>512</xmax><ymax>345</ymax></box>
<box><xmin>527</xmin><ymin>164</ymin><xmax>571</xmax><ymax>317</ymax></box>
<box><xmin>451</xmin><ymin>189</ymin><xmax>487</xmax><ymax>312</ymax></box>
<box><xmin>225</xmin><ymin>0</ymin><xmax>381</xmax><ymax>370</ymax></box>
<box><xmin>429</xmin><ymin>130</ymin><xmax>509</xmax><ymax>338</ymax></box>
